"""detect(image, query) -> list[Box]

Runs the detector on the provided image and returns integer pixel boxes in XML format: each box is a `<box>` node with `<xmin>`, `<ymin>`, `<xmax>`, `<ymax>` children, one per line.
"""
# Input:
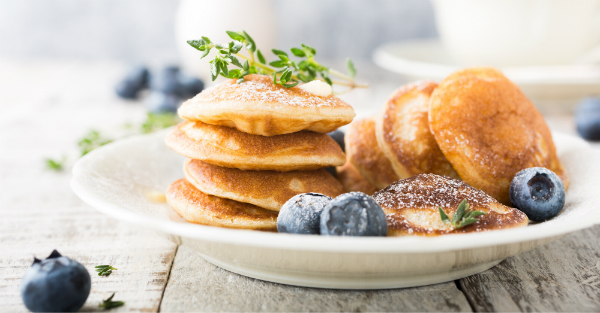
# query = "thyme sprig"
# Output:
<box><xmin>187</xmin><ymin>30</ymin><xmax>366</xmax><ymax>91</ymax></box>
<box><xmin>99</xmin><ymin>292</ymin><xmax>124</xmax><ymax>310</ymax></box>
<box><xmin>45</xmin><ymin>156</ymin><xmax>66</xmax><ymax>171</ymax></box>
<box><xmin>439</xmin><ymin>199</ymin><xmax>487</xmax><ymax>229</ymax></box>
<box><xmin>95</xmin><ymin>265</ymin><xmax>118</xmax><ymax>276</ymax></box>
<box><xmin>78</xmin><ymin>130</ymin><xmax>113</xmax><ymax>156</ymax></box>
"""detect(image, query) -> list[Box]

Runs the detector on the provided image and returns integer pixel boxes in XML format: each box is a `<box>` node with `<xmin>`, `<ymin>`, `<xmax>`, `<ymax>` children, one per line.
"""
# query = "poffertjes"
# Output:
<box><xmin>184</xmin><ymin>159</ymin><xmax>345</xmax><ymax>211</ymax></box>
<box><xmin>376</xmin><ymin>81</ymin><xmax>459</xmax><ymax>180</ymax></box>
<box><xmin>178</xmin><ymin>74</ymin><xmax>356</xmax><ymax>136</ymax></box>
<box><xmin>373</xmin><ymin>174</ymin><xmax>528</xmax><ymax>236</ymax></box>
<box><xmin>346</xmin><ymin>117</ymin><xmax>399</xmax><ymax>189</ymax></box>
<box><xmin>166</xmin><ymin>121</ymin><xmax>345</xmax><ymax>171</ymax></box>
<box><xmin>429</xmin><ymin>67</ymin><xmax>569</xmax><ymax>205</ymax></box>
<box><xmin>166</xmin><ymin>179</ymin><xmax>278</xmax><ymax>231</ymax></box>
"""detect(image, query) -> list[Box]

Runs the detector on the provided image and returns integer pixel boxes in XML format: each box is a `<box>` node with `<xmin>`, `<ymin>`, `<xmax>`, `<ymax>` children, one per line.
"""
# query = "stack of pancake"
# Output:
<box><xmin>341</xmin><ymin>68</ymin><xmax>569</xmax><ymax>206</ymax></box>
<box><xmin>164</xmin><ymin>74</ymin><xmax>355</xmax><ymax>231</ymax></box>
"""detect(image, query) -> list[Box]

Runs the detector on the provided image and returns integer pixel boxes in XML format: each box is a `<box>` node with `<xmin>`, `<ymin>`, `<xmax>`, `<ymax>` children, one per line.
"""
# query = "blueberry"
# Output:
<box><xmin>320</xmin><ymin>192</ymin><xmax>387</xmax><ymax>236</ymax></box>
<box><xmin>178</xmin><ymin>73</ymin><xmax>204</xmax><ymax>99</ymax></box>
<box><xmin>509</xmin><ymin>167</ymin><xmax>566</xmax><ymax>222</ymax></box>
<box><xmin>575</xmin><ymin>97</ymin><xmax>600</xmax><ymax>141</ymax></box>
<box><xmin>145</xmin><ymin>91</ymin><xmax>181</xmax><ymax>113</ymax></box>
<box><xmin>277</xmin><ymin>193</ymin><xmax>332</xmax><ymax>234</ymax></box>
<box><xmin>150</xmin><ymin>66</ymin><xmax>182</xmax><ymax>95</ymax></box>
<box><xmin>328</xmin><ymin>130</ymin><xmax>345</xmax><ymax>152</ymax></box>
<box><xmin>114</xmin><ymin>64</ymin><xmax>149</xmax><ymax>99</ymax></box>
<box><xmin>20</xmin><ymin>250</ymin><xmax>91</xmax><ymax>312</ymax></box>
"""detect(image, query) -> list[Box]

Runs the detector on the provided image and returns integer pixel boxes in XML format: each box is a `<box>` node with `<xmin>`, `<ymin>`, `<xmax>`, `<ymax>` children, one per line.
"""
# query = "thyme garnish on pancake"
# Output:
<box><xmin>187</xmin><ymin>30</ymin><xmax>366</xmax><ymax>91</ymax></box>
<box><xmin>439</xmin><ymin>199</ymin><xmax>487</xmax><ymax>229</ymax></box>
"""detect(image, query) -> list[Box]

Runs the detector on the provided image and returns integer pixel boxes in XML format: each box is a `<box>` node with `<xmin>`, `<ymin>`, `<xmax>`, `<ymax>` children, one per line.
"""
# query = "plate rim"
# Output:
<box><xmin>70</xmin><ymin>129</ymin><xmax>600</xmax><ymax>254</ymax></box>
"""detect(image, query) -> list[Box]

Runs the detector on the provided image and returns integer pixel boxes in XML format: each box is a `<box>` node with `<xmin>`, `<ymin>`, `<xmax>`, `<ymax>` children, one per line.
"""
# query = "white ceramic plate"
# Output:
<box><xmin>373</xmin><ymin>40</ymin><xmax>600</xmax><ymax>111</ymax></box>
<box><xmin>71</xmin><ymin>128</ymin><xmax>600</xmax><ymax>289</ymax></box>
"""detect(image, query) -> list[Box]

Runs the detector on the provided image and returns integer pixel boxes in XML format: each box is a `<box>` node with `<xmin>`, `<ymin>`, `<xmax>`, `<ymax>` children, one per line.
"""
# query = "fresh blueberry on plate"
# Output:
<box><xmin>509</xmin><ymin>167</ymin><xmax>566</xmax><ymax>222</ymax></box>
<box><xmin>145</xmin><ymin>91</ymin><xmax>181</xmax><ymax>113</ymax></box>
<box><xmin>278</xmin><ymin>193</ymin><xmax>332</xmax><ymax>234</ymax></box>
<box><xmin>320</xmin><ymin>192</ymin><xmax>387</xmax><ymax>236</ymax></box>
<box><xmin>21</xmin><ymin>250</ymin><xmax>91</xmax><ymax>312</ymax></box>
<box><xmin>328</xmin><ymin>130</ymin><xmax>345</xmax><ymax>152</ymax></box>
<box><xmin>150</xmin><ymin>66</ymin><xmax>182</xmax><ymax>95</ymax></box>
<box><xmin>114</xmin><ymin>64</ymin><xmax>149</xmax><ymax>99</ymax></box>
<box><xmin>178</xmin><ymin>73</ymin><xmax>204</xmax><ymax>99</ymax></box>
<box><xmin>575</xmin><ymin>97</ymin><xmax>600</xmax><ymax>141</ymax></box>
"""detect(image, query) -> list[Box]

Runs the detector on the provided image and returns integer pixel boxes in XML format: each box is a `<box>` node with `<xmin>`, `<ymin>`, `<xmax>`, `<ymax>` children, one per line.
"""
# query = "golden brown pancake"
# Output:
<box><xmin>346</xmin><ymin>117</ymin><xmax>399</xmax><ymax>189</ymax></box>
<box><xmin>373</xmin><ymin>174</ymin><xmax>528</xmax><ymax>236</ymax></box>
<box><xmin>166</xmin><ymin>179</ymin><xmax>278</xmax><ymax>230</ymax></box>
<box><xmin>429</xmin><ymin>67</ymin><xmax>569</xmax><ymax>205</ymax></box>
<box><xmin>335</xmin><ymin>161</ymin><xmax>378</xmax><ymax>195</ymax></box>
<box><xmin>376</xmin><ymin>81</ymin><xmax>460</xmax><ymax>180</ymax></box>
<box><xmin>183</xmin><ymin>159</ymin><xmax>345</xmax><ymax>211</ymax></box>
<box><xmin>178</xmin><ymin>74</ymin><xmax>356</xmax><ymax>136</ymax></box>
<box><xmin>165</xmin><ymin>121</ymin><xmax>346</xmax><ymax>171</ymax></box>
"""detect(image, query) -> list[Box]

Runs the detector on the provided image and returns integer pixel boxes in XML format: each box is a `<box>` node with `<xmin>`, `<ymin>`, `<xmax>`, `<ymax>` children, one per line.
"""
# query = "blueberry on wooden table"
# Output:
<box><xmin>114</xmin><ymin>64</ymin><xmax>149</xmax><ymax>99</ymax></box>
<box><xmin>320</xmin><ymin>192</ymin><xmax>388</xmax><ymax>236</ymax></box>
<box><xmin>509</xmin><ymin>167</ymin><xmax>565</xmax><ymax>222</ymax></box>
<box><xmin>20</xmin><ymin>250</ymin><xmax>91</xmax><ymax>312</ymax></box>
<box><xmin>575</xmin><ymin>97</ymin><xmax>600</xmax><ymax>141</ymax></box>
<box><xmin>328</xmin><ymin>130</ymin><xmax>345</xmax><ymax>152</ymax></box>
<box><xmin>278</xmin><ymin>193</ymin><xmax>332</xmax><ymax>234</ymax></box>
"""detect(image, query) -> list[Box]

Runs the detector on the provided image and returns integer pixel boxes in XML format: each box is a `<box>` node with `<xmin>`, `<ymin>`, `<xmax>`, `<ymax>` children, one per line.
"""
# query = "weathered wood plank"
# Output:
<box><xmin>160</xmin><ymin>246</ymin><xmax>473</xmax><ymax>312</ymax></box>
<box><xmin>0</xmin><ymin>58</ymin><xmax>178</xmax><ymax>312</ymax></box>
<box><xmin>459</xmin><ymin>225</ymin><xmax>600</xmax><ymax>312</ymax></box>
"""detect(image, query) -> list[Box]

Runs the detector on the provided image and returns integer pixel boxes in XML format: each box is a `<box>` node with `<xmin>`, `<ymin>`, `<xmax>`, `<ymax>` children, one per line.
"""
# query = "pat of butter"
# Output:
<box><xmin>299</xmin><ymin>80</ymin><xmax>332</xmax><ymax>97</ymax></box>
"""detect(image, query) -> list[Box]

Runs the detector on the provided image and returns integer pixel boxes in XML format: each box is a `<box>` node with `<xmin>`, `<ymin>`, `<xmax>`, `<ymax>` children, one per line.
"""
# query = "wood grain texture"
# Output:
<box><xmin>160</xmin><ymin>246</ymin><xmax>473</xmax><ymax>312</ymax></box>
<box><xmin>0</xmin><ymin>59</ymin><xmax>178</xmax><ymax>312</ymax></box>
<box><xmin>459</xmin><ymin>225</ymin><xmax>600</xmax><ymax>312</ymax></box>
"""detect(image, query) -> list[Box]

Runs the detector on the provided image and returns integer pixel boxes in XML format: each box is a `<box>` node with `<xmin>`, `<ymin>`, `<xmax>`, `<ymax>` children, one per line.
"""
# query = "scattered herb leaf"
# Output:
<box><xmin>140</xmin><ymin>112</ymin><xmax>180</xmax><ymax>134</ymax></box>
<box><xmin>45</xmin><ymin>156</ymin><xmax>66</xmax><ymax>171</ymax></box>
<box><xmin>78</xmin><ymin>130</ymin><xmax>112</xmax><ymax>156</ymax></box>
<box><xmin>99</xmin><ymin>293</ymin><xmax>124</xmax><ymax>310</ymax></box>
<box><xmin>439</xmin><ymin>199</ymin><xmax>487</xmax><ymax>229</ymax></box>
<box><xmin>186</xmin><ymin>30</ymin><xmax>367</xmax><ymax>91</ymax></box>
<box><xmin>95</xmin><ymin>265</ymin><xmax>118</xmax><ymax>276</ymax></box>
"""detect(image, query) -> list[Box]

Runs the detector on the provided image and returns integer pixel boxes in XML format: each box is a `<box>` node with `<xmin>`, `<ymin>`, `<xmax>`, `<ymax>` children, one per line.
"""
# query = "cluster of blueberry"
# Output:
<box><xmin>277</xmin><ymin>192</ymin><xmax>388</xmax><ymax>236</ymax></box>
<box><xmin>576</xmin><ymin>97</ymin><xmax>600</xmax><ymax>141</ymax></box>
<box><xmin>115</xmin><ymin>65</ymin><xmax>204</xmax><ymax>113</ymax></box>
<box><xmin>509</xmin><ymin>167</ymin><xmax>565</xmax><ymax>222</ymax></box>
<box><xmin>20</xmin><ymin>251</ymin><xmax>91</xmax><ymax>312</ymax></box>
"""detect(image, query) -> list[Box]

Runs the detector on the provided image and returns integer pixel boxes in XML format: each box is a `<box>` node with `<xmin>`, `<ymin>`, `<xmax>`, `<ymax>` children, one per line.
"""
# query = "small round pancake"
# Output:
<box><xmin>178</xmin><ymin>74</ymin><xmax>356</xmax><ymax>136</ymax></box>
<box><xmin>346</xmin><ymin>117</ymin><xmax>399</xmax><ymax>189</ymax></box>
<box><xmin>166</xmin><ymin>121</ymin><xmax>346</xmax><ymax>171</ymax></box>
<box><xmin>429</xmin><ymin>67</ymin><xmax>569</xmax><ymax>205</ymax></box>
<box><xmin>183</xmin><ymin>159</ymin><xmax>345</xmax><ymax>211</ymax></box>
<box><xmin>376</xmin><ymin>81</ymin><xmax>459</xmax><ymax>180</ymax></box>
<box><xmin>335</xmin><ymin>161</ymin><xmax>378</xmax><ymax>195</ymax></box>
<box><xmin>166</xmin><ymin>179</ymin><xmax>277</xmax><ymax>230</ymax></box>
<box><xmin>373</xmin><ymin>174</ymin><xmax>528</xmax><ymax>236</ymax></box>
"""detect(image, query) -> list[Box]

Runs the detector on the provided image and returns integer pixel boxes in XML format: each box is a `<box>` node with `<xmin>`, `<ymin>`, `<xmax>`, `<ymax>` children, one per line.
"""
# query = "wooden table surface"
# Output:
<box><xmin>1</xmin><ymin>58</ymin><xmax>599</xmax><ymax>312</ymax></box>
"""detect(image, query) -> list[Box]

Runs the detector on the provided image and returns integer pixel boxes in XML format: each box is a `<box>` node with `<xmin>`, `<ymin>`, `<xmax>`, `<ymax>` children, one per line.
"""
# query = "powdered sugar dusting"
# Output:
<box><xmin>192</xmin><ymin>74</ymin><xmax>347</xmax><ymax>108</ymax></box>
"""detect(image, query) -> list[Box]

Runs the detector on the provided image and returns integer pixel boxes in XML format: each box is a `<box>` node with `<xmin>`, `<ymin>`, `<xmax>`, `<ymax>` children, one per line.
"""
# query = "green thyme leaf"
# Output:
<box><xmin>45</xmin><ymin>156</ymin><xmax>66</xmax><ymax>171</ymax></box>
<box><xmin>226</xmin><ymin>30</ymin><xmax>245</xmax><ymax>41</ymax></box>
<box><xmin>269</xmin><ymin>60</ymin><xmax>287</xmax><ymax>68</ymax></box>
<box><xmin>242</xmin><ymin>31</ymin><xmax>256</xmax><ymax>52</ymax></box>
<box><xmin>440</xmin><ymin>199</ymin><xmax>487</xmax><ymax>229</ymax></box>
<box><xmin>201</xmin><ymin>36</ymin><xmax>211</xmax><ymax>45</ymax></box>
<box><xmin>230</xmin><ymin>40</ymin><xmax>243</xmax><ymax>54</ymax></box>
<box><xmin>346</xmin><ymin>58</ymin><xmax>357</xmax><ymax>78</ymax></box>
<box><xmin>99</xmin><ymin>293</ymin><xmax>124</xmax><ymax>310</ymax></box>
<box><xmin>78</xmin><ymin>130</ymin><xmax>112</xmax><ymax>156</ymax></box>
<box><xmin>290</xmin><ymin>47</ymin><xmax>305</xmax><ymax>57</ymax></box>
<box><xmin>272</xmin><ymin>49</ymin><xmax>288</xmax><ymax>57</ymax></box>
<box><xmin>438</xmin><ymin>207</ymin><xmax>450</xmax><ymax>223</ymax></box>
<box><xmin>95</xmin><ymin>265</ymin><xmax>118</xmax><ymax>277</ymax></box>
<box><xmin>187</xmin><ymin>40</ymin><xmax>205</xmax><ymax>51</ymax></box>
<box><xmin>140</xmin><ymin>112</ymin><xmax>180</xmax><ymax>134</ymax></box>
<box><xmin>230</xmin><ymin>56</ymin><xmax>243</xmax><ymax>68</ymax></box>
<box><xmin>283</xmin><ymin>81</ymin><xmax>299</xmax><ymax>88</ymax></box>
<box><xmin>256</xmin><ymin>49</ymin><xmax>266</xmax><ymax>64</ymax></box>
